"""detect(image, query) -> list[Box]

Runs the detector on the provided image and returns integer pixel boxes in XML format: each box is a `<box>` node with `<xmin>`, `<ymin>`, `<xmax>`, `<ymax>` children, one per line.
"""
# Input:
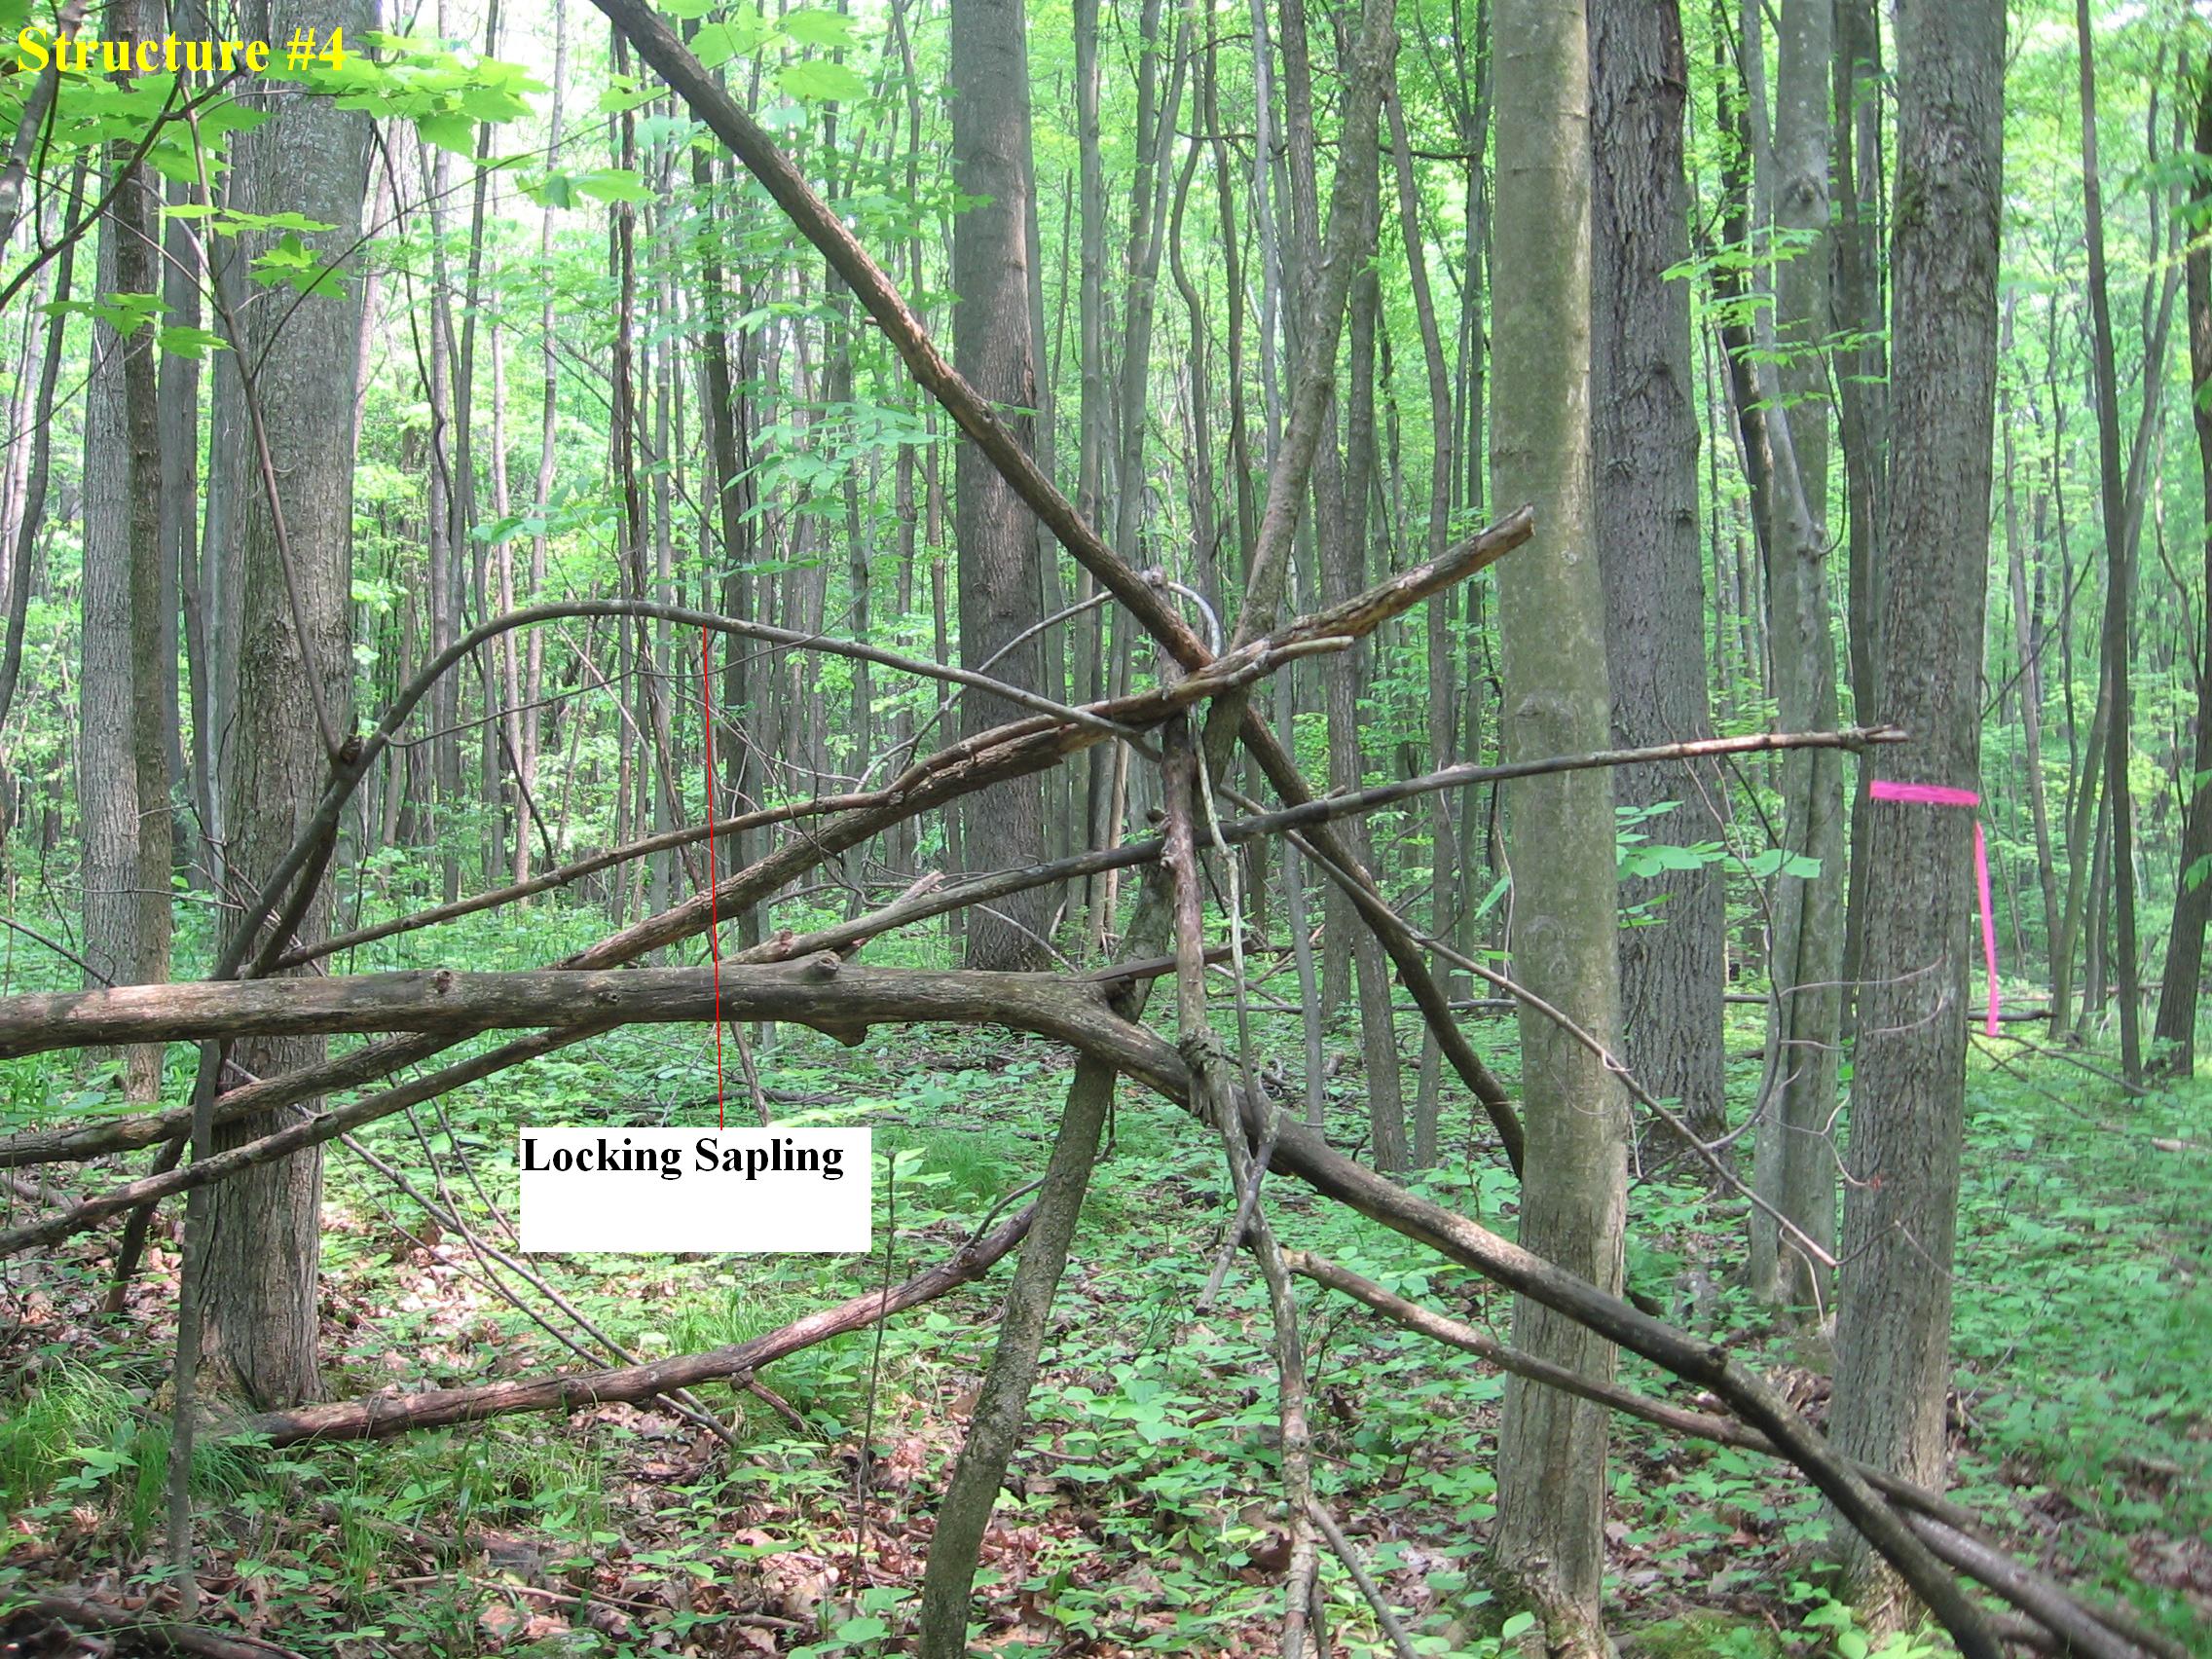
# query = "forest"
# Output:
<box><xmin>0</xmin><ymin>0</ymin><xmax>2205</xmax><ymax>1654</ymax></box>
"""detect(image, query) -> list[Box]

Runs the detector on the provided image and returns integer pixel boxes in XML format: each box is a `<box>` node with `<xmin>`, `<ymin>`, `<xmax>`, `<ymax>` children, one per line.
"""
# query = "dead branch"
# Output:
<box><xmin>1287</xmin><ymin>1251</ymin><xmax>2178</xmax><ymax>1659</ymax></box>
<box><xmin>0</xmin><ymin>1023</ymin><xmax>618</xmax><ymax>1257</ymax></box>
<box><xmin>561</xmin><ymin>510</ymin><xmax>1528</xmax><ymax>972</ymax></box>
<box><xmin>742</xmin><ymin>726</ymin><xmax>1905</xmax><ymax>973</ymax></box>
<box><xmin>42</xmin><ymin>960</ymin><xmax>2070</xmax><ymax>1650</ymax></box>
<box><xmin>1304</xmin><ymin>1500</ymin><xmax>1420</xmax><ymax>1659</ymax></box>
<box><xmin>0</xmin><ymin>962</ymin><xmax>1142</xmax><ymax>1061</ymax></box>
<box><xmin>7</xmin><ymin>1592</ymin><xmax>303</xmax><ymax>1659</ymax></box>
<box><xmin>228</xmin><ymin>1201</ymin><xmax>1037</xmax><ymax>1447</ymax></box>
<box><xmin>272</xmin><ymin>792</ymin><xmax>886</xmax><ymax>971</ymax></box>
<box><xmin>1227</xmin><ymin>1102</ymin><xmax>1996</xmax><ymax>1653</ymax></box>
<box><xmin>589</xmin><ymin>0</ymin><xmax>1533</xmax><ymax>1175</ymax></box>
<box><xmin>0</xmin><ymin>725</ymin><xmax>1871</xmax><ymax>1175</ymax></box>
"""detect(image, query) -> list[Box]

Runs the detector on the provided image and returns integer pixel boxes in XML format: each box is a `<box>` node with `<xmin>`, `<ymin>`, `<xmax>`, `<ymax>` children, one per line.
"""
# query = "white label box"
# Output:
<box><xmin>517</xmin><ymin>1127</ymin><xmax>872</xmax><ymax>1253</ymax></box>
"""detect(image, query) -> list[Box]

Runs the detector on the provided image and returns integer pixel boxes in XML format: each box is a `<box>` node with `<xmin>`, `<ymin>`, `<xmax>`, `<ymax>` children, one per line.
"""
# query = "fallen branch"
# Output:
<box><xmin>1286</xmin><ymin>1251</ymin><xmax>2177</xmax><ymax>1659</ymax></box>
<box><xmin>86</xmin><ymin>975</ymin><xmax>2021</xmax><ymax>1654</ymax></box>
<box><xmin>229</xmin><ymin>1201</ymin><xmax>1037</xmax><ymax>1446</ymax></box>
<box><xmin>7</xmin><ymin>1591</ymin><xmax>303</xmax><ymax>1659</ymax></box>
<box><xmin>272</xmin><ymin>791</ymin><xmax>888</xmax><ymax>971</ymax></box>
<box><xmin>0</xmin><ymin>961</ymin><xmax>1159</xmax><ymax>1065</ymax></box>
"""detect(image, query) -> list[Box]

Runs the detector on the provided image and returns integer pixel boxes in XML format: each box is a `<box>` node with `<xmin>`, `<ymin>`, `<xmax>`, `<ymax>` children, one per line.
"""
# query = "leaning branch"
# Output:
<box><xmin>230</xmin><ymin>1201</ymin><xmax>1039</xmax><ymax>1446</ymax></box>
<box><xmin>587</xmin><ymin>0</ymin><xmax>1533</xmax><ymax>1171</ymax></box>
<box><xmin>0</xmin><ymin>725</ymin><xmax>1900</xmax><ymax>1174</ymax></box>
<box><xmin>1288</xmin><ymin>1251</ymin><xmax>2176</xmax><ymax>1659</ymax></box>
<box><xmin>0</xmin><ymin>962</ymin><xmax>1151</xmax><ymax>1064</ymax></box>
<box><xmin>22</xmin><ymin>958</ymin><xmax>2044</xmax><ymax>1651</ymax></box>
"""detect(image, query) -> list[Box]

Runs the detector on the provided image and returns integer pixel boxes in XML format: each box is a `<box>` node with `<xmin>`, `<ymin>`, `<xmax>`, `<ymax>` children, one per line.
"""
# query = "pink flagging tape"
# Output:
<box><xmin>1868</xmin><ymin>777</ymin><xmax>1999</xmax><ymax>1037</ymax></box>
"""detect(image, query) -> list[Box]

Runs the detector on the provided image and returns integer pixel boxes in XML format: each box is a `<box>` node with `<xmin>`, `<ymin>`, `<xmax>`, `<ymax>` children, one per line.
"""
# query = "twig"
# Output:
<box><xmin>1305</xmin><ymin>1500</ymin><xmax>1420</xmax><ymax>1659</ymax></box>
<box><xmin>1160</xmin><ymin>716</ymin><xmax>1319</xmax><ymax>1659</ymax></box>
<box><xmin>223</xmin><ymin>1201</ymin><xmax>1038</xmax><ymax>1446</ymax></box>
<box><xmin>15</xmin><ymin>1592</ymin><xmax>302</xmax><ymax>1659</ymax></box>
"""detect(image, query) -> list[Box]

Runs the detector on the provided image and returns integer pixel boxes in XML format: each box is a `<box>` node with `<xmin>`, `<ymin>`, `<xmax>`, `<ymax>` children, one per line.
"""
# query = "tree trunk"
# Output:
<box><xmin>203</xmin><ymin>0</ymin><xmax>374</xmax><ymax>1408</ymax></box>
<box><xmin>1590</xmin><ymin>0</ymin><xmax>1723</xmax><ymax>1150</ymax></box>
<box><xmin>1833</xmin><ymin>0</ymin><xmax>1889</xmax><ymax>1028</ymax></box>
<box><xmin>2155</xmin><ymin>62</ymin><xmax>2212</xmax><ymax>1075</ymax></box>
<box><xmin>1749</xmin><ymin>0</ymin><xmax>1843</xmax><ymax>1313</ymax></box>
<box><xmin>950</xmin><ymin>0</ymin><xmax>1051</xmax><ymax>970</ymax></box>
<box><xmin>2076</xmin><ymin>0</ymin><xmax>2144</xmax><ymax>1083</ymax></box>
<box><xmin>80</xmin><ymin>80</ymin><xmax>162</xmax><ymax>1099</ymax></box>
<box><xmin>1385</xmin><ymin>80</ymin><xmax>1460</xmax><ymax>1167</ymax></box>
<box><xmin>122</xmin><ymin>81</ymin><xmax>172</xmax><ymax>1103</ymax></box>
<box><xmin>1490</xmin><ymin>0</ymin><xmax>1626</xmax><ymax>1647</ymax></box>
<box><xmin>2000</xmin><ymin>304</ymin><xmax>2061</xmax><ymax>971</ymax></box>
<box><xmin>1828</xmin><ymin>0</ymin><xmax>2004</xmax><ymax>1628</ymax></box>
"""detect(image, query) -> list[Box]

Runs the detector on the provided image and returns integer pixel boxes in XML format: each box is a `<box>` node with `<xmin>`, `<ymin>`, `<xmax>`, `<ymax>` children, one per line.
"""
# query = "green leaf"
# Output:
<box><xmin>88</xmin><ymin>292</ymin><xmax>165</xmax><ymax>337</ymax></box>
<box><xmin>599</xmin><ymin>78</ymin><xmax>659</xmax><ymax>113</ymax></box>
<box><xmin>778</xmin><ymin>58</ymin><xmax>866</xmax><ymax>102</ymax></box>
<box><xmin>521</xmin><ymin>171</ymin><xmax>575</xmax><ymax>209</ymax></box>
<box><xmin>416</xmin><ymin>111</ymin><xmax>478</xmax><ymax>155</ymax></box>
<box><xmin>156</xmin><ymin>325</ymin><xmax>230</xmax><ymax>358</ymax></box>
<box><xmin>573</xmin><ymin>167</ymin><xmax>654</xmax><ymax>203</ymax></box>
<box><xmin>782</xmin><ymin>7</ymin><xmax>857</xmax><ymax>47</ymax></box>
<box><xmin>833</xmin><ymin>1615</ymin><xmax>889</xmax><ymax>1641</ymax></box>
<box><xmin>1500</xmin><ymin>1610</ymin><xmax>1537</xmax><ymax>1640</ymax></box>
<box><xmin>690</xmin><ymin>21</ymin><xmax>746</xmax><ymax>66</ymax></box>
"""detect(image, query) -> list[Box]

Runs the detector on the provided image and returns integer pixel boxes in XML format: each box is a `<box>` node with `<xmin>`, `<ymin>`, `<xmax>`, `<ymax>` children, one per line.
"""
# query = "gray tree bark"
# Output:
<box><xmin>1590</xmin><ymin>0</ymin><xmax>1723</xmax><ymax>1151</ymax></box>
<box><xmin>1491</xmin><ymin>0</ymin><xmax>1626</xmax><ymax>1648</ymax></box>
<box><xmin>950</xmin><ymin>0</ymin><xmax>1051</xmax><ymax>969</ymax></box>
<box><xmin>80</xmin><ymin>46</ymin><xmax>167</xmax><ymax>1102</ymax></box>
<box><xmin>2156</xmin><ymin>63</ymin><xmax>2212</xmax><ymax>1075</ymax></box>
<box><xmin>1750</xmin><ymin>0</ymin><xmax>1843</xmax><ymax>1313</ymax></box>
<box><xmin>203</xmin><ymin>0</ymin><xmax>374</xmax><ymax>1408</ymax></box>
<box><xmin>1828</xmin><ymin>0</ymin><xmax>2005</xmax><ymax>1628</ymax></box>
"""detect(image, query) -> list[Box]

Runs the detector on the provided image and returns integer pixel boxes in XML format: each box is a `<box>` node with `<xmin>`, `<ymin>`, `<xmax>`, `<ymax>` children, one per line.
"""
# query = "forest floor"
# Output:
<box><xmin>1</xmin><ymin>951</ymin><xmax>2207</xmax><ymax>1658</ymax></box>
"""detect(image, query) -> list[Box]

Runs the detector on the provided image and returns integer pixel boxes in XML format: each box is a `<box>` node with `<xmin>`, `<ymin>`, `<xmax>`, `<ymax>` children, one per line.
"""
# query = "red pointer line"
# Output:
<box><xmin>699</xmin><ymin>628</ymin><xmax>727</xmax><ymax>1128</ymax></box>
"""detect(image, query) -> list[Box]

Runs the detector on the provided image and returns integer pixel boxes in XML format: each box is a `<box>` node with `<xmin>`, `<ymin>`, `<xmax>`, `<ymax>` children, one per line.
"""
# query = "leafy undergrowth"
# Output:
<box><xmin>2</xmin><ymin>983</ymin><xmax>2206</xmax><ymax>1656</ymax></box>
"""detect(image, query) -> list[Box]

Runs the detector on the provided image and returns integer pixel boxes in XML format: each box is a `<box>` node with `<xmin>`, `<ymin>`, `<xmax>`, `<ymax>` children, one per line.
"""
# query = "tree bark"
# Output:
<box><xmin>79</xmin><ymin>53</ymin><xmax>164</xmax><ymax>1101</ymax></box>
<box><xmin>950</xmin><ymin>0</ymin><xmax>1051</xmax><ymax>970</ymax></box>
<box><xmin>1828</xmin><ymin>0</ymin><xmax>2005</xmax><ymax>1629</ymax></box>
<box><xmin>202</xmin><ymin>0</ymin><xmax>374</xmax><ymax>1409</ymax></box>
<box><xmin>1491</xmin><ymin>0</ymin><xmax>1625</xmax><ymax>1646</ymax></box>
<box><xmin>1748</xmin><ymin>0</ymin><xmax>1844</xmax><ymax>1314</ymax></box>
<box><xmin>1590</xmin><ymin>0</ymin><xmax>1723</xmax><ymax>1149</ymax></box>
<box><xmin>2156</xmin><ymin>62</ymin><xmax>2212</xmax><ymax>1075</ymax></box>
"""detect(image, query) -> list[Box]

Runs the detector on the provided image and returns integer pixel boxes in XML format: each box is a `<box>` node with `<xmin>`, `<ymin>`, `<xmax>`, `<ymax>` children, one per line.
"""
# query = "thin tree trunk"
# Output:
<box><xmin>2155</xmin><ymin>62</ymin><xmax>2212</xmax><ymax>1075</ymax></box>
<box><xmin>202</xmin><ymin>0</ymin><xmax>374</xmax><ymax>1408</ymax></box>
<box><xmin>0</xmin><ymin>167</ymin><xmax>79</xmax><ymax>737</ymax></box>
<box><xmin>2001</xmin><ymin>305</ymin><xmax>2061</xmax><ymax>968</ymax></box>
<box><xmin>79</xmin><ymin>99</ymin><xmax>154</xmax><ymax>1097</ymax></box>
<box><xmin>950</xmin><ymin>0</ymin><xmax>1051</xmax><ymax>970</ymax></box>
<box><xmin>1749</xmin><ymin>0</ymin><xmax>1843</xmax><ymax>1313</ymax></box>
<box><xmin>1385</xmin><ymin>81</ymin><xmax>1461</xmax><ymax>1168</ymax></box>
<box><xmin>1491</xmin><ymin>0</ymin><xmax>1625</xmax><ymax>1646</ymax></box>
<box><xmin>1829</xmin><ymin>0</ymin><xmax>2005</xmax><ymax>1628</ymax></box>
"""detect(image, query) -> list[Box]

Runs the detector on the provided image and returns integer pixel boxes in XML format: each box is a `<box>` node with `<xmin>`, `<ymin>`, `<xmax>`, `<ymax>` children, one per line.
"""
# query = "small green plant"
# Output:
<box><xmin>1792</xmin><ymin>1582</ymin><xmax>1951</xmax><ymax>1659</ymax></box>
